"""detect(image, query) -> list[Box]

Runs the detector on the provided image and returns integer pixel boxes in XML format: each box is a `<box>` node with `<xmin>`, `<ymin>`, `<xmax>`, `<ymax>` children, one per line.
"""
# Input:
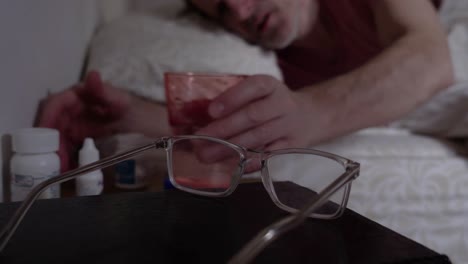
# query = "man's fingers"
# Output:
<box><xmin>208</xmin><ymin>75</ymin><xmax>277</xmax><ymax>119</ymax></box>
<box><xmin>226</xmin><ymin>118</ymin><xmax>287</xmax><ymax>151</ymax></box>
<box><xmin>197</xmin><ymin>96</ymin><xmax>283</xmax><ymax>139</ymax></box>
<box><xmin>197</xmin><ymin>118</ymin><xmax>288</xmax><ymax>163</ymax></box>
<box><xmin>265</xmin><ymin>138</ymin><xmax>293</xmax><ymax>151</ymax></box>
<box><xmin>36</xmin><ymin>89</ymin><xmax>78</xmax><ymax>127</ymax></box>
<box><xmin>76</xmin><ymin>71</ymin><xmax>105</xmax><ymax>103</ymax></box>
<box><xmin>76</xmin><ymin>71</ymin><xmax>129</xmax><ymax>118</ymax></box>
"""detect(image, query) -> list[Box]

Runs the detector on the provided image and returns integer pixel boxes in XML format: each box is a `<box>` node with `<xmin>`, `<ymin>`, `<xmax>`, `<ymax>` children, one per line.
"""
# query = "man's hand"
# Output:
<box><xmin>35</xmin><ymin>71</ymin><xmax>132</xmax><ymax>171</ymax></box>
<box><xmin>196</xmin><ymin>75</ymin><xmax>318</xmax><ymax>154</ymax></box>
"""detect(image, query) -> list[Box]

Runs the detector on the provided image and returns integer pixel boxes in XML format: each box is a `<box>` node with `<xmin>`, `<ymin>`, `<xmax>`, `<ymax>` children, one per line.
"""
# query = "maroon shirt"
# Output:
<box><xmin>276</xmin><ymin>0</ymin><xmax>442</xmax><ymax>89</ymax></box>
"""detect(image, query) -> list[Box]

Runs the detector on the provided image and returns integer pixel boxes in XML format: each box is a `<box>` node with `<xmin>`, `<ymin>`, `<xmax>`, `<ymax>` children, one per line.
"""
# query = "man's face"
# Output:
<box><xmin>190</xmin><ymin>0</ymin><xmax>318</xmax><ymax>49</ymax></box>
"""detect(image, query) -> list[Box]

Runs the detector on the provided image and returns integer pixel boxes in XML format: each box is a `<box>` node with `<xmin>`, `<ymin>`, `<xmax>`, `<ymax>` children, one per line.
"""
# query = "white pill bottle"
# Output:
<box><xmin>10</xmin><ymin>128</ymin><xmax>61</xmax><ymax>201</ymax></box>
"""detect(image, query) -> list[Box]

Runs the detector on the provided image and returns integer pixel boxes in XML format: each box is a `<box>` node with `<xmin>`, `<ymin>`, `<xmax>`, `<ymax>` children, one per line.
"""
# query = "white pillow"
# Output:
<box><xmin>390</xmin><ymin>82</ymin><xmax>468</xmax><ymax>137</ymax></box>
<box><xmin>391</xmin><ymin>1</ymin><xmax>468</xmax><ymax>137</ymax></box>
<box><xmin>87</xmin><ymin>12</ymin><xmax>283</xmax><ymax>102</ymax></box>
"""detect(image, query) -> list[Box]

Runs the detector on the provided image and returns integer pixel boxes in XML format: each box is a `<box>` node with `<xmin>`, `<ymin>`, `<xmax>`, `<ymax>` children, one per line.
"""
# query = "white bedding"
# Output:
<box><xmin>316</xmin><ymin>128</ymin><xmax>468</xmax><ymax>264</ymax></box>
<box><xmin>391</xmin><ymin>0</ymin><xmax>468</xmax><ymax>137</ymax></box>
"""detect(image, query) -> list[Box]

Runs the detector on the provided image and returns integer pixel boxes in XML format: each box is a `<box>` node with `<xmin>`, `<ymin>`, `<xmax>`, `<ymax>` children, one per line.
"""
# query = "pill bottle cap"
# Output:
<box><xmin>79</xmin><ymin>138</ymin><xmax>100</xmax><ymax>166</ymax></box>
<box><xmin>12</xmin><ymin>128</ymin><xmax>59</xmax><ymax>154</ymax></box>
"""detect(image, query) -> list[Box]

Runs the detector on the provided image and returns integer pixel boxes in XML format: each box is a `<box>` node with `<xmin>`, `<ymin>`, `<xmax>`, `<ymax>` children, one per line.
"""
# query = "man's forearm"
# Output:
<box><xmin>119</xmin><ymin>95</ymin><xmax>171</xmax><ymax>137</ymax></box>
<box><xmin>299</xmin><ymin>33</ymin><xmax>454</xmax><ymax>144</ymax></box>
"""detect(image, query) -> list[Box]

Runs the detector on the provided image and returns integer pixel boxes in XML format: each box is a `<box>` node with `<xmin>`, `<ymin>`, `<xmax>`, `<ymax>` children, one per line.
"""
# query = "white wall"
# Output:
<box><xmin>0</xmin><ymin>0</ymin><xmax>99</xmax><ymax>202</ymax></box>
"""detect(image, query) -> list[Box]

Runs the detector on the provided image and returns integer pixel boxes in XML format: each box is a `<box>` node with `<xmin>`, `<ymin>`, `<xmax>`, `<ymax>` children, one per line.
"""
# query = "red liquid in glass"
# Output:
<box><xmin>165</xmin><ymin>73</ymin><xmax>247</xmax><ymax>135</ymax></box>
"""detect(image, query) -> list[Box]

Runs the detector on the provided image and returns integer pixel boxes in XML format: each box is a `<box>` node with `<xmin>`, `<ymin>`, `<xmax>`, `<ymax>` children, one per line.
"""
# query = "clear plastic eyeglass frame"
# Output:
<box><xmin>0</xmin><ymin>135</ymin><xmax>360</xmax><ymax>263</ymax></box>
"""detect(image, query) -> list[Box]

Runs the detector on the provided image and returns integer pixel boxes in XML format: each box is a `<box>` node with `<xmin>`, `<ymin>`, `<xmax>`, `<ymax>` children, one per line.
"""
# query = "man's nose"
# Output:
<box><xmin>224</xmin><ymin>0</ymin><xmax>254</xmax><ymax>21</ymax></box>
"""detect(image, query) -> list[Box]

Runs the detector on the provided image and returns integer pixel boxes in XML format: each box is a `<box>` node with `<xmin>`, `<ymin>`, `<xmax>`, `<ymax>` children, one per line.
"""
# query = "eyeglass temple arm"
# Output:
<box><xmin>228</xmin><ymin>163</ymin><xmax>360</xmax><ymax>264</ymax></box>
<box><xmin>0</xmin><ymin>139</ymin><xmax>167</xmax><ymax>253</ymax></box>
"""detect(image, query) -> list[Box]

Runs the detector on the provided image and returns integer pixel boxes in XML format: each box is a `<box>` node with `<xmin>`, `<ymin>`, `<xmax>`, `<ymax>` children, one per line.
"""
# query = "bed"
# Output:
<box><xmin>88</xmin><ymin>1</ymin><xmax>468</xmax><ymax>263</ymax></box>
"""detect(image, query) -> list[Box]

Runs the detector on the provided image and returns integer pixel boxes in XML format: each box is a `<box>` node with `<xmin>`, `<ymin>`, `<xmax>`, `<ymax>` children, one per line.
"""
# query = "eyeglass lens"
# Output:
<box><xmin>266</xmin><ymin>153</ymin><xmax>347</xmax><ymax>216</ymax></box>
<box><xmin>170</xmin><ymin>138</ymin><xmax>243</xmax><ymax>193</ymax></box>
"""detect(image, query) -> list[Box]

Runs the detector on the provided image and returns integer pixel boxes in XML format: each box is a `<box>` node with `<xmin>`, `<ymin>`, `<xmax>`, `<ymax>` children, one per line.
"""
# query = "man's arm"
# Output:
<box><xmin>197</xmin><ymin>0</ymin><xmax>453</xmax><ymax>150</ymax></box>
<box><xmin>118</xmin><ymin>95</ymin><xmax>171</xmax><ymax>137</ymax></box>
<box><xmin>297</xmin><ymin>0</ymin><xmax>454</xmax><ymax>143</ymax></box>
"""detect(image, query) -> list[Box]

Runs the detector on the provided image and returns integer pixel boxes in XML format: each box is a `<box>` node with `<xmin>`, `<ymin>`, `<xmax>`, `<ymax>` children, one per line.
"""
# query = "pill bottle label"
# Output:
<box><xmin>11</xmin><ymin>171</ymin><xmax>60</xmax><ymax>201</ymax></box>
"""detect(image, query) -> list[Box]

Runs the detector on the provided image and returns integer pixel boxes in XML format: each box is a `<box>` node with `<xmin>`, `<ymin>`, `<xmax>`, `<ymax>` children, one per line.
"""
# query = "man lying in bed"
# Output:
<box><xmin>36</xmin><ymin>0</ymin><xmax>453</xmax><ymax>172</ymax></box>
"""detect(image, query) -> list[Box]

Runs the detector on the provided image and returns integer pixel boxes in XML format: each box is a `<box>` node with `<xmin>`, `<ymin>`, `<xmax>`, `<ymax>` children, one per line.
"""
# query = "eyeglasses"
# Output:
<box><xmin>0</xmin><ymin>135</ymin><xmax>360</xmax><ymax>262</ymax></box>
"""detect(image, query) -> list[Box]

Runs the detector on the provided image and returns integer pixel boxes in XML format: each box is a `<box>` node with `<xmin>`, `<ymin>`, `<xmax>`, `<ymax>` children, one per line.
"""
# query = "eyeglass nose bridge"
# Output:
<box><xmin>241</xmin><ymin>151</ymin><xmax>278</xmax><ymax>203</ymax></box>
<box><xmin>243</xmin><ymin>151</ymin><xmax>263</xmax><ymax>171</ymax></box>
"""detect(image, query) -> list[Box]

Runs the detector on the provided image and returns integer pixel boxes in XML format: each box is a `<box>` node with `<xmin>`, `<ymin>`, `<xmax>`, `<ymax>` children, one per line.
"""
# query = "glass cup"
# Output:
<box><xmin>164</xmin><ymin>72</ymin><xmax>248</xmax><ymax>135</ymax></box>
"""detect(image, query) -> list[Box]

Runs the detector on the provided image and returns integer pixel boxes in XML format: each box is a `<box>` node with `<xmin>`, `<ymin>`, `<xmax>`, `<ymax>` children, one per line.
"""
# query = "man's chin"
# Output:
<box><xmin>260</xmin><ymin>38</ymin><xmax>294</xmax><ymax>50</ymax></box>
<box><xmin>242</xmin><ymin>32</ymin><xmax>294</xmax><ymax>50</ymax></box>
<box><xmin>258</xmin><ymin>31</ymin><xmax>297</xmax><ymax>50</ymax></box>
